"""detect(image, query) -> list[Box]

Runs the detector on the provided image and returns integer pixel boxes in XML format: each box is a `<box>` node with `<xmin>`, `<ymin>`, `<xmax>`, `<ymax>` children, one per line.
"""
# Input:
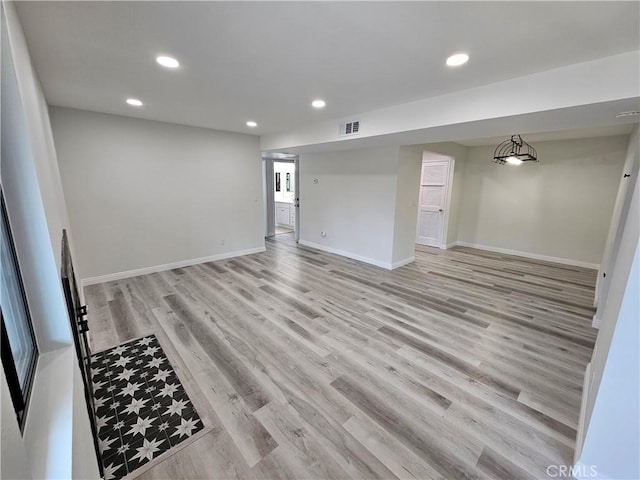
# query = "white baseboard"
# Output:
<box><xmin>391</xmin><ymin>256</ymin><xmax>415</xmax><ymax>269</ymax></box>
<box><xmin>443</xmin><ymin>241</ymin><xmax>457</xmax><ymax>250</ymax></box>
<box><xmin>592</xmin><ymin>314</ymin><xmax>602</xmax><ymax>329</ymax></box>
<box><xmin>454</xmin><ymin>241</ymin><xmax>600</xmax><ymax>270</ymax></box>
<box><xmin>81</xmin><ymin>246</ymin><xmax>266</xmax><ymax>287</ymax></box>
<box><xmin>299</xmin><ymin>240</ymin><xmax>404</xmax><ymax>270</ymax></box>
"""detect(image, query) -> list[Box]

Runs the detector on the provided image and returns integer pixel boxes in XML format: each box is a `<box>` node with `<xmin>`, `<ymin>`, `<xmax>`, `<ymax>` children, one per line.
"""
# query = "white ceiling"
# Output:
<box><xmin>456</xmin><ymin>124</ymin><xmax>636</xmax><ymax>147</ymax></box>
<box><xmin>15</xmin><ymin>1</ymin><xmax>640</xmax><ymax>138</ymax></box>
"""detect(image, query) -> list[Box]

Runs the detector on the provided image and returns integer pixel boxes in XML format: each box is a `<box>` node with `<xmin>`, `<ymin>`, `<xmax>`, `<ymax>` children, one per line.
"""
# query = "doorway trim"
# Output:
<box><xmin>262</xmin><ymin>153</ymin><xmax>299</xmax><ymax>242</ymax></box>
<box><xmin>294</xmin><ymin>157</ymin><xmax>300</xmax><ymax>243</ymax></box>
<box><xmin>263</xmin><ymin>158</ymin><xmax>275</xmax><ymax>238</ymax></box>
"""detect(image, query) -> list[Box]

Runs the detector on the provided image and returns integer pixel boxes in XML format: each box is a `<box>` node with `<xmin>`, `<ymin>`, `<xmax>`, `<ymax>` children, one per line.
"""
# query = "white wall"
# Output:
<box><xmin>579</xmin><ymin>160</ymin><xmax>639</xmax><ymax>445</ymax></box>
<box><xmin>1</xmin><ymin>2</ymin><xmax>99</xmax><ymax>478</ymax></box>
<box><xmin>274</xmin><ymin>161</ymin><xmax>295</xmax><ymax>203</ymax></box>
<box><xmin>1</xmin><ymin>3</ymin><xmax>72</xmax><ymax>354</ymax></box>
<box><xmin>457</xmin><ymin>135</ymin><xmax>627</xmax><ymax>266</ymax></box>
<box><xmin>1</xmin><ymin>370</ymin><xmax>30</xmax><ymax>479</ymax></box>
<box><xmin>595</xmin><ymin>127</ymin><xmax>639</xmax><ymax>312</ymax></box>
<box><xmin>391</xmin><ymin>147</ymin><xmax>421</xmax><ymax>264</ymax></box>
<box><xmin>577</xmin><ymin>241</ymin><xmax>639</xmax><ymax>480</ymax></box>
<box><xmin>299</xmin><ymin>146</ymin><xmax>400</xmax><ymax>268</ymax></box>
<box><xmin>50</xmin><ymin>107</ymin><xmax>264</xmax><ymax>282</ymax></box>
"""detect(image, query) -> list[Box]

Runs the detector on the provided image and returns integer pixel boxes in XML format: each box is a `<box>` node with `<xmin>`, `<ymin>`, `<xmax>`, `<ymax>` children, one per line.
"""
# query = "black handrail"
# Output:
<box><xmin>61</xmin><ymin>229</ymin><xmax>103</xmax><ymax>477</ymax></box>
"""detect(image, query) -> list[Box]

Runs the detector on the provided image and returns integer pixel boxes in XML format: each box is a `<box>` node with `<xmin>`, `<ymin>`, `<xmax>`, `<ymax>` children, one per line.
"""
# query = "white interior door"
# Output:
<box><xmin>416</xmin><ymin>160</ymin><xmax>449</xmax><ymax>247</ymax></box>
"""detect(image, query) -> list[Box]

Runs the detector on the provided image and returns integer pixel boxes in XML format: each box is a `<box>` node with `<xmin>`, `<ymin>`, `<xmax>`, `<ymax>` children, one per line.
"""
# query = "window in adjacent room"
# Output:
<box><xmin>1</xmin><ymin>191</ymin><xmax>38</xmax><ymax>430</ymax></box>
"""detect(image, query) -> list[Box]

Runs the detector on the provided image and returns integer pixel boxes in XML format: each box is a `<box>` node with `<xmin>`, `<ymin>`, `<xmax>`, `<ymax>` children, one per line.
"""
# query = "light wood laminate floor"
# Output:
<box><xmin>85</xmin><ymin>234</ymin><xmax>597</xmax><ymax>479</ymax></box>
<box><xmin>275</xmin><ymin>226</ymin><xmax>294</xmax><ymax>235</ymax></box>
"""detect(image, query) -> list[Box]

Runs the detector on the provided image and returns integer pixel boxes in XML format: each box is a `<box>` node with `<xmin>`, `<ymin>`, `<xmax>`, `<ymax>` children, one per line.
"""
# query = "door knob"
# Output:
<box><xmin>438</xmin><ymin>209</ymin><xmax>443</xmax><ymax>212</ymax></box>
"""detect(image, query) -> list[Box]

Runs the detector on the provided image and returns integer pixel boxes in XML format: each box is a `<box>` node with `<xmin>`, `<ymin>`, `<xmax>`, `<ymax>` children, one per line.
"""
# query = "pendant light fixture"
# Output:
<box><xmin>493</xmin><ymin>134</ymin><xmax>538</xmax><ymax>165</ymax></box>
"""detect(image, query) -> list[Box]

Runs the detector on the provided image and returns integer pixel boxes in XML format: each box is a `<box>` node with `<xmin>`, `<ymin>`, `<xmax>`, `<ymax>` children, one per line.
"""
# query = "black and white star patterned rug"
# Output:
<box><xmin>91</xmin><ymin>335</ymin><xmax>204</xmax><ymax>480</ymax></box>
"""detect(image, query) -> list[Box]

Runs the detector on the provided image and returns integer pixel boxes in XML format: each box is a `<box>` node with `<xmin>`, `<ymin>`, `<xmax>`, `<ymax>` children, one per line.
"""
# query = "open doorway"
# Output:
<box><xmin>415</xmin><ymin>151</ymin><xmax>454</xmax><ymax>248</ymax></box>
<box><xmin>262</xmin><ymin>153</ymin><xmax>300</xmax><ymax>242</ymax></box>
<box><xmin>274</xmin><ymin>161</ymin><xmax>296</xmax><ymax>235</ymax></box>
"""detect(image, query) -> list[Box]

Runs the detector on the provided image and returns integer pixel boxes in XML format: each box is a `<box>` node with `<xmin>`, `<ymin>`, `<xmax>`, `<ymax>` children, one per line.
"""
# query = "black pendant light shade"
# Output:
<box><xmin>493</xmin><ymin>134</ymin><xmax>538</xmax><ymax>165</ymax></box>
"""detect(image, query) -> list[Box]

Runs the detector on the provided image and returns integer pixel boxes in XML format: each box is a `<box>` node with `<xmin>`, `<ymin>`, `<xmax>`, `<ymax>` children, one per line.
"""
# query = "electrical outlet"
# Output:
<box><xmin>220</xmin><ymin>239</ymin><xmax>225</xmax><ymax>245</ymax></box>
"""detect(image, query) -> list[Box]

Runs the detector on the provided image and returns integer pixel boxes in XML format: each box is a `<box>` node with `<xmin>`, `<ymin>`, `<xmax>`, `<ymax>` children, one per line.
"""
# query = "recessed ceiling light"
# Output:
<box><xmin>616</xmin><ymin>111</ymin><xmax>640</xmax><ymax>118</ymax></box>
<box><xmin>126</xmin><ymin>98</ymin><xmax>143</xmax><ymax>107</ymax></box>
<box><xmin>446</xmin><ymin>53</ymin><xmax>469</xmax><ymax>67</ymax></box>
<box><xmin>311</xmin><ymin>99</ymin><xmax>326</xmax><ymax>108</ymax></box>
<box><xmin>156</xmin><ymin>55</ymin><xmax>180</xmax><ymax>69</ymax></box>
<box><xmin>246</xmin><ymin>121</ymin><xmax>258</xmax><ymax>128</ymax></box>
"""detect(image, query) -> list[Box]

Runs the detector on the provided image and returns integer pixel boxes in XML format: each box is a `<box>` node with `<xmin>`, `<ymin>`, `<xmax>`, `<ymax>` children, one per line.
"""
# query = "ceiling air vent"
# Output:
<box><xmin>339</xmin><ymin>121</ymin><xmax>360</xmax><ymax>136</ymax></box>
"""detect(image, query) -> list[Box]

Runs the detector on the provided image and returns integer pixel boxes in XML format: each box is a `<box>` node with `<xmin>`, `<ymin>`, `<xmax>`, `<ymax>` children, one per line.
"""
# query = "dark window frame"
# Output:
<box><xmin>0</xmin><ymin>192</ymin><xmax>39</xmax><ymax>431</ymax></box>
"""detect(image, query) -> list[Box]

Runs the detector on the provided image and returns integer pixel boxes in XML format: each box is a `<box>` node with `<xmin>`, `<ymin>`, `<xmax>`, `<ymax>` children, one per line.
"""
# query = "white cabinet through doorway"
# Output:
<box><xmin>276</xmin><ymin>202</ymin><xmax>294</xmax><ymax>227</ymax></box>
